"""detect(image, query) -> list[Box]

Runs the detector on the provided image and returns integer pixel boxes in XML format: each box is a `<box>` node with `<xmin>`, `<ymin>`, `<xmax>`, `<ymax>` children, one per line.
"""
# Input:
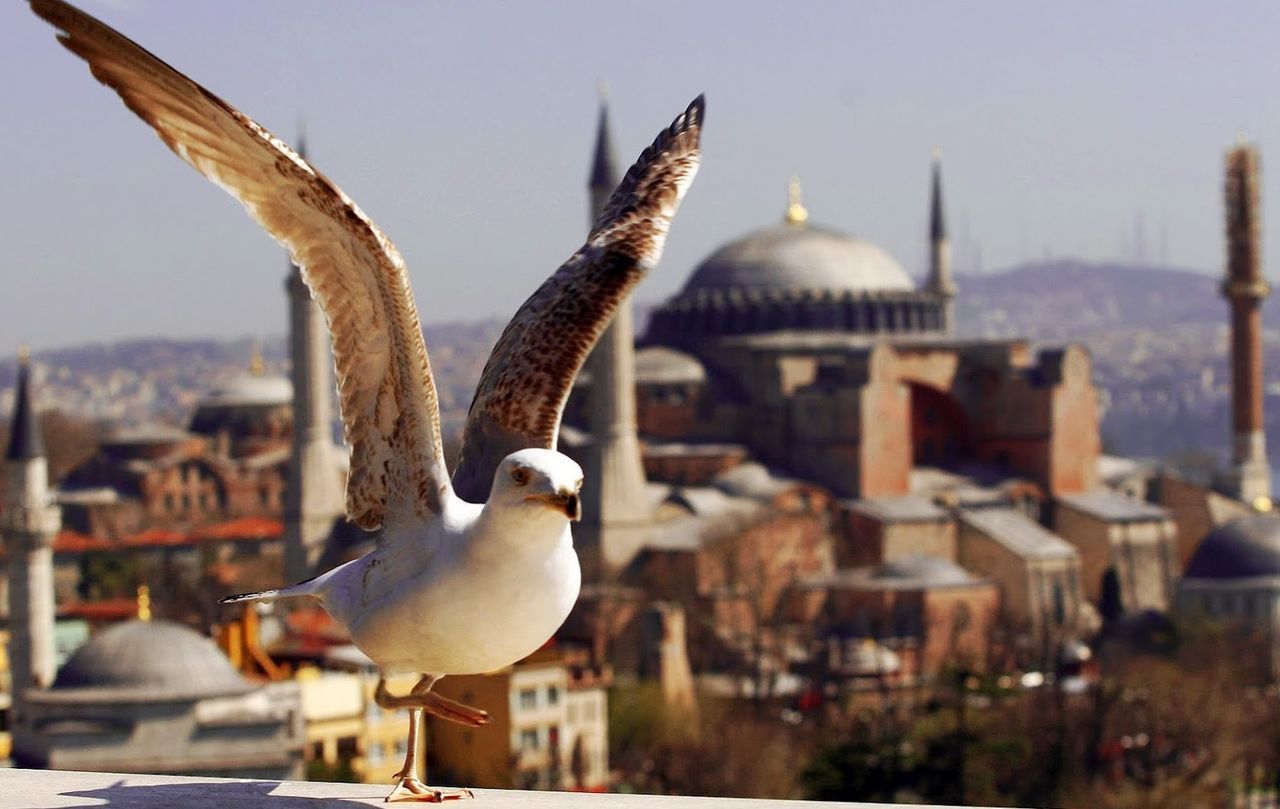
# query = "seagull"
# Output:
<box><xmin>30</xmin><ymin>0</ymin><xmax>702</xmax><ymax>801</ymax></box>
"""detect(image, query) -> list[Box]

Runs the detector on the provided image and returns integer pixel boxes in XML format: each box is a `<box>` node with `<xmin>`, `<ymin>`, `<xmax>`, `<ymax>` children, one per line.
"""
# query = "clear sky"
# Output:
<box><xmin>3</xmin><ymin>0</ymin><xmax>1280</xmax><ymax>351</ymax></box>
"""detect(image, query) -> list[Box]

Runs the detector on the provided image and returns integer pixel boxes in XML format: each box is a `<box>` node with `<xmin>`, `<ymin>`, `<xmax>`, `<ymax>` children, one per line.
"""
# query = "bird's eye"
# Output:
<box><xmin>575</xmin><ymin>479</ymin><xmax>584</xmax><ymax>492</ymax></box>
<box><xmin>511</xmin><ymin>467</ymin><xmax>530</xmax><ymax>486</ymax></box>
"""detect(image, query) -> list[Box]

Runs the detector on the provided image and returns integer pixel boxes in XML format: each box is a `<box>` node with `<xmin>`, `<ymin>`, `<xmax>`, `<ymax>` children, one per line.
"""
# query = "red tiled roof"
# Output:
<box><xmin>53</xmin><ymin>517</ymin><xmax>283</xmax><ymax>554</ymax></box>
<box><xmin>58</xmin><ymin>598</ymin><xmax>138</xmax><ymax>622</ymax></box>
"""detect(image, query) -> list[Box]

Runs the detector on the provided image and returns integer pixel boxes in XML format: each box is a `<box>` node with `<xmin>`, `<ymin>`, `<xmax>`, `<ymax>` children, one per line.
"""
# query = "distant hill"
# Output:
<box><xmin>956</xmin><ymin>260</ymin><xmax>1226</xmax><ymax>341</ymax></box>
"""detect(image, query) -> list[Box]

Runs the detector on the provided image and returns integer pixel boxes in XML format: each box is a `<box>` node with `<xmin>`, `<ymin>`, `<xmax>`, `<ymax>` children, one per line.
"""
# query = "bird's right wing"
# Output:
<box><xmin>451</xmin><ymin>96</ymin><xmax>703</xmax><ymax>502</ymax></box>
<box><xmin>30</xmin><ymin>0</ymin><xmax>451</xmax><ymax>529</ymax></box>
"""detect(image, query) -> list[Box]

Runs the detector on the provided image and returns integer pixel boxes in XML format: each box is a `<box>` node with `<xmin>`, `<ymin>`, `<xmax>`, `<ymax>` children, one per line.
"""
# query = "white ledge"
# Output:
<box><xmin>0</xmin><ymin>768</ymin><xmax>960</xmax><ymax>808</ymax></box>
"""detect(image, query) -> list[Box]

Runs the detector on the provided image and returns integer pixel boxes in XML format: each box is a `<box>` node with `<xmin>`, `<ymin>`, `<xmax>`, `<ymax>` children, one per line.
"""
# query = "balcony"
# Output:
<box><xmin>3</xmin><ymin>768</ymin><xmax>967</xmax><ymax>808</ymax></box>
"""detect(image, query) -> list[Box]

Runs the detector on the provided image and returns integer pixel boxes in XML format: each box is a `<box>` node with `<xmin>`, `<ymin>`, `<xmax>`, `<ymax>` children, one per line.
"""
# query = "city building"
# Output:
<box><xmin>428</xmin><ymin>646</ymin><xmax>610</xmax><ymax>791</ymax></box>
<box><xmin>794</xmin><ymin>556</ymin><xmax>1000</xmax><ymax>678</ymax></box>
<box><xmin>564</xmin><ymin>104</ymin><xmax>1139</xmax><ymax>673</ymax></box>
<box><xmin>12</xmin><ymin>617</ymin><xmax>303</xmax><ymax>778</ymax></box>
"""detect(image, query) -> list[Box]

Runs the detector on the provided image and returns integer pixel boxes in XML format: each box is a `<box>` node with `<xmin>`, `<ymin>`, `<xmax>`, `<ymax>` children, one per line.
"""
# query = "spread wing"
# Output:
<box><xmin>31</xmin><ymin>0</ymin><xmax>450</xmax><ymax>529</ymax></box>
<box><xmin>451</xmin><ymin>96</ymin><xmax>704</xmax><ymax>502</ymax></box>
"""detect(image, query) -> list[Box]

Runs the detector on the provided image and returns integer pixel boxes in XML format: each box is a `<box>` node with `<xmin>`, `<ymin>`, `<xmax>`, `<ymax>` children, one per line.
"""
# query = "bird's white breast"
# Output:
<box><xmin>320</xmin><ymin>513</ymin><xmax>580</xmax><ymax>676</ymax></box>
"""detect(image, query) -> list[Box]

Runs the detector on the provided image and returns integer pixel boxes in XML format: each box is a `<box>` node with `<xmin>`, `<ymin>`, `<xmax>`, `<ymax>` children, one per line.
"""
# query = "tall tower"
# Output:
<box><xmin>4</xmin><ymin>350</ymin><xmax>60</xmax><ymax>711</ymax></box>
<box><xmin>283</xmin><ymin>134</ymin><xmax>345</xmax><ymax>582</ymax></box>
<box><xmin>1222</xmin><ymin>142</ymin><xmax>1272</xmax><ymax>507</ymax></box>
<box><xmin>580</xmin><ymin>94</ymin><xmax>651</xmax><ymax>578</ymax></box>
<box><xmin>927</xmin><ymin>152</ymin><xmax>957</xmax><ymax>335</ymax></box>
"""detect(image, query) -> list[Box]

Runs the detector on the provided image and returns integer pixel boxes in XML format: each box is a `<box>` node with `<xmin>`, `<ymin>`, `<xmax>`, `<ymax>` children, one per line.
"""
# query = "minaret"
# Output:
<box><xmin>927</xmin><ymin>152</ymin><xmax>957</xmax><ymax>335</ymax></box>
<box><xmin>1222</xmin><ymin>141</ymin><xmax>1272</xmax><ymax>507</ymax></box>
<box><xmin>4</xmin><ymin>349</ymin><xmax>60</xmax><ymax>712</ymax></box>
<box><xmin>580</xmin><ymin>92</ymin><xmax>651</xmax><ymax>578</ymax></box>
<box><xmin>284</xmin><ymin>131</ymin><xmax>345</xmax><ymax>582</ymax></box>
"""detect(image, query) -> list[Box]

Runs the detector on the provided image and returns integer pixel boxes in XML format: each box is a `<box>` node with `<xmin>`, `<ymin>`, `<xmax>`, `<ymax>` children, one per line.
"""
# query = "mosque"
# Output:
<box><xmin>562</xmin><ymin>101</ymin><xmax>1272</xmax><ymax>679</ymax></box>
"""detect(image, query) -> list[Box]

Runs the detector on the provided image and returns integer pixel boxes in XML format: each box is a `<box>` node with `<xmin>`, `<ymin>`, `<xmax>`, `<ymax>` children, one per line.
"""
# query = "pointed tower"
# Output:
<box><xmin>284</xmin><ymin>131</ymin><xmax>345</xmax><ymax>582</ymax></box>
<box><xmin>1222</xmin><ymin>141</ymin><xmax>1272</xmax><ymax>507</ymax></box>
<box><xmin>927</xmin><ymin>152</ymin><xmax>957</xmax><ymax>335</ymax></box>
<box><xmin>4</xmin><ymin>349</ymin><xmax>60</xmax><ymax>715</ymax></box>
<box><xmin>580</xmin><ymin>92</ymin><xmax>652</xmax><ymax>578</ymax></box>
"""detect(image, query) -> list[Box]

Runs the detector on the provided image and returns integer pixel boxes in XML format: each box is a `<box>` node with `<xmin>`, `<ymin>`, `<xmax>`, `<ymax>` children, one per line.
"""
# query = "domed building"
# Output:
<box><xmin>601</xmin><ymin>170</ymin><xmax>1102</xmax><ymax>507</ymax></box>
<box><xmin>645</xmin><ymin>184</ymin><xmax>950</xmax><ymax>348</ymax></box>
<box><xmin>57</xmin><ymin>354</ymin><xmax>337</xmax><ymax>540</ymax></box>
<box><xmin>13</xmin><ymin>618</ymin><xmax>303</xmax><ymax>777</ymax></box>
<box><xmin>188</xmin><ymin>370</ymin><xmax>293</xmax><ymax>458</ymax></box>
<box><xmin>1179</xmin><ymin>514</ymin><xmax>1280</xmax><ymax>670</ymax></box>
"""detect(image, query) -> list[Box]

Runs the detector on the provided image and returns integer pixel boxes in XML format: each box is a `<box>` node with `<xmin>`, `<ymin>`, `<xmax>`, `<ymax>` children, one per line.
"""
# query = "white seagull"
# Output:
<box><xmin>30</xmin><ymin>0</ymin><xmax>702</xmax><ymax>801</ymax></box>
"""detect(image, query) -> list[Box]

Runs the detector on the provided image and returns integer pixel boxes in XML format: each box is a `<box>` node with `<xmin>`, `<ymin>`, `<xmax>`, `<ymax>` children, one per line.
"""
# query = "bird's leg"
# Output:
<box><xmin>379</xmin><ymin>676</ymin><xmax>475</xmax><ymax>803</ymax></box>
<box><xmin>375</xmin><ymin>674</ymin><xmax>491</xmax><ymax>727</ymax></box>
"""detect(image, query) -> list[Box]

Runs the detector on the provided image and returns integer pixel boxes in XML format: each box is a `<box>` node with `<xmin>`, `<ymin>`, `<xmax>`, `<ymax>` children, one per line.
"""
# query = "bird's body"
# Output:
<box><xmin>30</xmin><ymin>0</ymin><xmax>702</xmax><ymax>799</ymax></box>
<box><xmin>315</xmin><ymin>457</ymin><xmax>582</xmax><ymax>676</ymax></box>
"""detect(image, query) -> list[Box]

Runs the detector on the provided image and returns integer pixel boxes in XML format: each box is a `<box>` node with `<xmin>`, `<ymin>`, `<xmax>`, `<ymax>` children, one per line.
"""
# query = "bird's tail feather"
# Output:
<box><xmin>219</xmin><ymin>575</ymin><xmax>322</xmax><ymax>605</ymax></box>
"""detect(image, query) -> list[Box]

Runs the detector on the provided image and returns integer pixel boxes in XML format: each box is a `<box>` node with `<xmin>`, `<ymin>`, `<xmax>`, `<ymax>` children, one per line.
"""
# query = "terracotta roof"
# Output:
<box><xmin>53</xmin><ymin>517</ymin><xmax>283</xmax><ymax>554</ymax></box>
<box><xmin>58</xmin><ymin>598</ymin><xmax>138</xmax><ymax>622</ymax></box>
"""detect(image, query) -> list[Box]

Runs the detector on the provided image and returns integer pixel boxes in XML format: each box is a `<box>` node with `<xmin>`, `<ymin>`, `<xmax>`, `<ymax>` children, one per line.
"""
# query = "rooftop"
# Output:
<box><xmin>4</xmin><ymin>768</ymin><xmax>961</xmax><ymax>808</ymax></box>
<box><xmin>845</xmin><ymin>495</ymin><xmax>947</xmax><ymax>524</ymax></box>
<box><xmin>957</xmin><ymin>507</ymin><xmax>1078</xmax><ymax>560</ymax></box>
<box><xmin>1056</xmin><ymin>490</ymin><xmax>1170</xmax><ymax>523</ymax></box>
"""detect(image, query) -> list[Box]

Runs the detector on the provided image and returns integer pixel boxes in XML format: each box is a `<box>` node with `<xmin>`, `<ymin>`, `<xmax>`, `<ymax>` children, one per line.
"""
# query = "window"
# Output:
<box><xmin>546</xmin><ymin>686</ymin><xmax>560</xmax><ymax>706</ymax></box>
<box><xmin>337</xmin><ymin>736</ymin><xmax>359</xmax><ymax>763</ymax></box>
<box><xmin>519</xmin><ymin>688</ymin><xmax>537</xmax><ymax>710</ymax></box>
<box><xmin>520</xmin><ymin>728</ymin><xmax>540</xmax><ymax>751</ymax></box>
<box><xmin>366</xmin><ymin>742</ymin><xmax>385</xmax><ymax>765</ymax></box>
<box><xmin>1052</xmin><ymin>581</ymin><xmax>1066</xmax><ymax>626</ymax></box>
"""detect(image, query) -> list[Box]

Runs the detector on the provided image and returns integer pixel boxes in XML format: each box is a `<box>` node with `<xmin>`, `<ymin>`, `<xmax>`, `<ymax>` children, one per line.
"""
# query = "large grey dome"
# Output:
<box><xmin>683</xmin><ymin>223</ymin><xmax>915</xmax><ymax>296</ymax></box>
<box><xmin>52</xmin><ymin>619</ymin><xmax>252</xmax><ymax>701</ymax></box>
<box><xmin>1185</xmin><ymin>514</ymin><xmax>1280</xmax><ymax>579</ymax></box>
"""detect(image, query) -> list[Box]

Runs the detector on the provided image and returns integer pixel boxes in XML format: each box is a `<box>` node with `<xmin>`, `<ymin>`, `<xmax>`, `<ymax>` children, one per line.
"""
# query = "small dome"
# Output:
<box><xmin>682</xmin><ymin>224</ymin><xmax>915</xmax><ymax>296</ymax></box>
<box><xmin>199</xmin><ymin>374</ymin><xmax>292</xmax><ymax>408</ymax></box>
<box><xmin>634</xmin><ymin>347</ymin><xmax>706</xmax><ymax>385</ymax></box>
<box><xmin>52</xmin><ymin>619</ymin><xmax>252</xmax><ymax>700</ymax></box>
<box><xmin>1185</xmin><ymin>514</ymin><xmax>1280</xmax><ymax>578</ymax></box>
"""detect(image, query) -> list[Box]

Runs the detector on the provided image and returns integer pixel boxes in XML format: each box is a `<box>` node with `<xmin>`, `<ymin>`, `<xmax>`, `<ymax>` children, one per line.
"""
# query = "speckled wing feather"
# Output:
<box><xmin>451</xmin><ymin>96</ymin><xmax>703</xmax><ymax>503</ymax></box>
<box><xmin>31</xmin><ymin>0</ymin><xmax>450</xmax><ymax>529</ymax></box>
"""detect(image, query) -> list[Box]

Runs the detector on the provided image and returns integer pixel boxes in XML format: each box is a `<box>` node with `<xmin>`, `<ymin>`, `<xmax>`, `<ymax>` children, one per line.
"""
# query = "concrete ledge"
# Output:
<box><xmin>0</xmin><ymin>768</ymin><xmax>952</xmax><ymax>808</ymax></box>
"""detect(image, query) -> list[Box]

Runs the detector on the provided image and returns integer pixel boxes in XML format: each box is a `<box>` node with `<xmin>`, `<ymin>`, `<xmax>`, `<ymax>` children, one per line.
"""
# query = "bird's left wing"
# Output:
<box><xmin>451</xmin><ymin>96</ymin><xmax>703</xmax><ymax>502</ymax></box>
<box><xmin>31</xmin><ymin>0</ymin><xmax>451</xmax><ymax>528</ymax></box>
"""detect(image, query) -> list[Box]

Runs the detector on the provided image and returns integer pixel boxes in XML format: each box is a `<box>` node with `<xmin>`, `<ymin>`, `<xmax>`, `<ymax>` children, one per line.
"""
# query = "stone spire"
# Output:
<box><xmin>589</xmin><ymin>86</ymin><xmax>618</xmax><ymax>221</ymax></box>
<box><xmin>927</xmin><ymin>151</ymin><xmax>957</xmax><ymax>335</ymax></box>
<box><xmin>1222</xmin><ymin>141</ymin><xmax>1272</xmax><ymax>507</ymax></box>
<box><xmin>283</xmin><ymin>133</ymin><xmax>345</xmax><ymax>582</ymax></box>
<box><xmin>580</xmin><ymin>94</ymin><xmax>651</xmax><ymax>577</ymax></box>
<box><xmin>4</xmin><ymin>350</ymin><xmax>60</xmax><ymax>717</ymax></box>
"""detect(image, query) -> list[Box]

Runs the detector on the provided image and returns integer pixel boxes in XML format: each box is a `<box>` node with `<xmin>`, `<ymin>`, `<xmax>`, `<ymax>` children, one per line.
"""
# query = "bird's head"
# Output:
<box><xmin>490</xmin><ymin>448</ymin><xmax>584</xmax><ymax>522</ymax></box>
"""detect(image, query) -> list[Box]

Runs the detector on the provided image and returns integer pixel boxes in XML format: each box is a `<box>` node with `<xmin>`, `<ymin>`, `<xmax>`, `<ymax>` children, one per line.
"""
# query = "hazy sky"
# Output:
<box><xmin>3</xmin><ymin>1</ymin><xmax>1280</xmax><ymax>351</ymax></box>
